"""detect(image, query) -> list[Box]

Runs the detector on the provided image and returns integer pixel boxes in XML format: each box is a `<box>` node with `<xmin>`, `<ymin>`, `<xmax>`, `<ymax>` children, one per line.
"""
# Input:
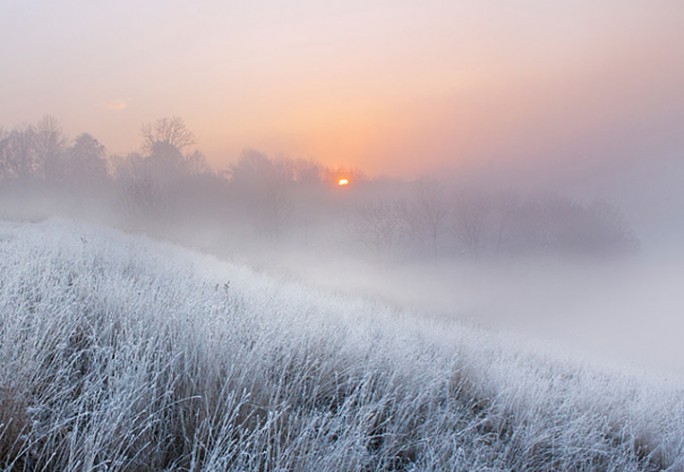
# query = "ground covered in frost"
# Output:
<box><xmin>0</xmin><ymin>219</ymin><xmax>682</xmax><ymax>471</ymax></box>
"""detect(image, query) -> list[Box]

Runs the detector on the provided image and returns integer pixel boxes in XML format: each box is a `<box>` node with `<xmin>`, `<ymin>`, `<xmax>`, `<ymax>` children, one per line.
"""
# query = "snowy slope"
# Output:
<box><xmin>0</xmin><ymin>219</ymin><xmax>682</xmax><ymax>471</ymax></box>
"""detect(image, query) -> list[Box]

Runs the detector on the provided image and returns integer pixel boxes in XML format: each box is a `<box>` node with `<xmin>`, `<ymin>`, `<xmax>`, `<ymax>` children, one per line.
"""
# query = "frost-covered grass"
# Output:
<box><xmin>0</xmin><ymin>220</ymin><xmax>682</xmax><ymax>471</ymax></box>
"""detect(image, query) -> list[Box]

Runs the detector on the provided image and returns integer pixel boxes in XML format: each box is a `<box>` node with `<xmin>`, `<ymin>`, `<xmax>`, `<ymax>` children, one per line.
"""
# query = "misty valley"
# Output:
<box><xmin>0</xmin><ymin>117</ymin><xmax>682</xmax><ymax>470</ymax></box>
<box><xmin>3</xmin><ymin>0</ymin><xmax>684</xmax><ymax>469</ymax></box>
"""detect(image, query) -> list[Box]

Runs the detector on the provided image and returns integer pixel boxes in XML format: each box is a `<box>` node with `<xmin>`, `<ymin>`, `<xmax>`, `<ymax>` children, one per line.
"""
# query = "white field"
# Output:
<box><xmin>0</xmin><ymin>219</ymin><xmax>682</xmax><ymax>471</ymax></box>
<box><xmin>258</xmin><ymin>247</ymin><xmax>684</xmax><ymax>381</ymax></box>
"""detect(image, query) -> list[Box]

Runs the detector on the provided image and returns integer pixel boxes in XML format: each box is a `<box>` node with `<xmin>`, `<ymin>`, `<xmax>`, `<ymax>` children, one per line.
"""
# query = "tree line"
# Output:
<box><xmin>0</xmin><ymin>116</ymin><xmax>639</xmax><ymax>260</ymax></box>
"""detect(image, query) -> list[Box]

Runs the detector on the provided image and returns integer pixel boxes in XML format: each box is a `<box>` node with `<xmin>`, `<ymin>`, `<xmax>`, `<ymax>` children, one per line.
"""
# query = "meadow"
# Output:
<box><xmin>0</xmin><ymin>219</ymin><xmax>682</xmax><ymax>471</ymax></box>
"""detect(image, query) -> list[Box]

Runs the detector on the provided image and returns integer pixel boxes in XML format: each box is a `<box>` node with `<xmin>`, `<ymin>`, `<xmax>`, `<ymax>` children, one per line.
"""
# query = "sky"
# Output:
<box><xmin>1</xmin><ymin>0</ymin><xmax>683</xmax><ymax>189</ymax></box>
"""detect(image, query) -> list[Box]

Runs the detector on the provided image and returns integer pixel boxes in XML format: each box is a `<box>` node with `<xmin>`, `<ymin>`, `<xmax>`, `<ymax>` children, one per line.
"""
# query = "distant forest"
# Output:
<box><xmin>0</xmin><ymin>116</ymin><xmax>639</xmax><ymax>260</ymax></box>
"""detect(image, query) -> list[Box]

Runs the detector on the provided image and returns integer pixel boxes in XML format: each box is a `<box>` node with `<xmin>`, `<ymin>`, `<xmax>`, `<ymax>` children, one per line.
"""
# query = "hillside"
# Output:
<box><xmin>0</xmin><ymin>220</ymin><xmax>682</xmax><ymax>471</ymax></box>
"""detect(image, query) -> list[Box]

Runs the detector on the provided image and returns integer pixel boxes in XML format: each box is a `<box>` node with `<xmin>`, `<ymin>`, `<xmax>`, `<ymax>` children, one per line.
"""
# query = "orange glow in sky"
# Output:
<box><xmin>338</xmin><ymin>178</ymin><xmax>350</xmax><ymax>187</ymax></box>
<box><xmin>0</xmin><ymin>1</ymin><xmax>682</xmax><ymax>178</ymax></box>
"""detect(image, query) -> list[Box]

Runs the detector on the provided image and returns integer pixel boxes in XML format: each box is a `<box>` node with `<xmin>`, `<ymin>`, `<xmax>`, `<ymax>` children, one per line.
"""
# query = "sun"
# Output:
<box><xmin>338</xmin><ymin>178</ymin><xmax>350</xmax><ymax>186</ymax></box>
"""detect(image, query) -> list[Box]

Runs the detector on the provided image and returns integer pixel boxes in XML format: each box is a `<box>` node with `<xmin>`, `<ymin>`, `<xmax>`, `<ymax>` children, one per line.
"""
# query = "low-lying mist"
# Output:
<box><xmin>1</xmin><ymin>116</ymin><xmax>682</xmax><ymax>380</ymax></box>
<box><xmin>265</xmin><ymin>249</ymin><xmax>684</xmax><ymax>380</ymax></box>
<box><xmin>4</xmin><ymin>219</ymin><xmax>683</xmax><ymax>470</ymax></box>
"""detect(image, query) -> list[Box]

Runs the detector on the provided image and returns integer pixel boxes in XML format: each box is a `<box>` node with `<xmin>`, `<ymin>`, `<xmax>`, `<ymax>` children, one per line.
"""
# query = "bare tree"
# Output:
<box><xmin>0</xmin><ymin>117</ymin><xmax>66</xmax><ymax>182</ymax></box>
<box><xmin>64</xmin><ymin>133</ymin><xmax>109</xmax><ymax>187</ymax></box>
<box><xmin>492</xmin><ymin>191</ymin><xmax>520</xmax><ymax>256</ymax></box>
<box><xmin>185</xmin><ymin>150</ymin><xmax>213</xmax><ymax>176</ymax></box>
<box><xmin>35</xmin><ymin>116</ymin><xmax>67</xmax><ymax>182</ymax></box>
<box><xmin>355</xmin><ymin>199</ymin><xmax>403</xmax><ymax>255</ymax></box>
<box><xmin>0</xmin><ymin>127</ymin><xmax>9</xmax><ymax>179</ymax></box>
<box><xmin>453</xmin><ymin>191</ymin><xmax>490</xmax><ymax>257</ymax></box>
<box><xmin>290</xmin><ymin>158</ymin><xmax>323</xmax><ymax>185</ymax></box>
<box><xmin>405</xmin><ymin>180</ymin><xmax>449</xmax><ymax>256</ymax></box>
<box><xmin>228</xmin><ymin>150</ymin><xmax>293</xmax><ymax>241</ymax></box>
<box><xmin>0</xmin><ymin>125</ymin><xmax>38</xmax><ymax>179</ymax></box>
<box><xmin>141</xmin><ymin>117</ymin><xmax>195</xmax><ymax>153</ymax></box>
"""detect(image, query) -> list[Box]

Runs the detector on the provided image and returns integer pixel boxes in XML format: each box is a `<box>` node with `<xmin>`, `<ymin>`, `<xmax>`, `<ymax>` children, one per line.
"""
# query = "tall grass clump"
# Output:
<box><xmin>0</xmin><ymin>219</ymin><xmax>682</xmax><ymax>471</ymax></box>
